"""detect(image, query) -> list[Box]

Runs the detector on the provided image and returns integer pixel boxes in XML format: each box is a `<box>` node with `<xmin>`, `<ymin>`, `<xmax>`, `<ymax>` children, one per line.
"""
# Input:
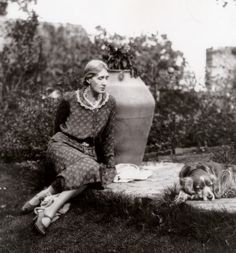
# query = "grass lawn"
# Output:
<box><xmin>1</xmin><ymin>161</ymin><xmax>236</xmax><ymax>253</ymax></box>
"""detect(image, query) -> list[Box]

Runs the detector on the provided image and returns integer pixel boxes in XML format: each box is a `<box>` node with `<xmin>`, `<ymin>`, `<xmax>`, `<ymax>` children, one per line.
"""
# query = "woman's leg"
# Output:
<box><xmin>22</xmin><ymin>175</ymin><xmax>65</xmax><ymax>212</ymax></box>
<box><xmin>36</xmin><ymin>143</ymin><xmax>99</xmax><ymax>232</ymax></box>
<box><xmin>34</xmin><ymin>185</ymin><xmax>87</xmax><ymax>234</ymax></box>
<box><xmin>43</xmin><ymin>185</ymin><xmax>87</xmax><ymax>218</ymax></box>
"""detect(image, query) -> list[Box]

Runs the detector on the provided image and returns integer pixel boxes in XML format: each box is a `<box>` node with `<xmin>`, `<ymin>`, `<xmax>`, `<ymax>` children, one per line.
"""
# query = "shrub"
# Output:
<box><xmin>147</xmin><ymin>90</ymin><xmax>236</xmax><ymax>154</ymax></box>
<box><xmin>38</xmin><ymin>22</ymin><xmax>100</xmax><ymax>91</ymax></box>
<box><xmin>0</xmin><ymin>94</ymin><xmax>58</xmax><ymax>161</ymax></box>
<box><xmin>0</xmin><ymin>11</ymin><xmax>42</xmax><ymax>99</ymax></box>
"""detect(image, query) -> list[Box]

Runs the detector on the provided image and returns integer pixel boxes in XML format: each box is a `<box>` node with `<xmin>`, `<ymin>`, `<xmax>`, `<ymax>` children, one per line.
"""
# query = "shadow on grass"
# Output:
<box><xmin>1</xmin><ymin>161</ymin><xmax>236</xmax><ymax>252</ymax></box>
<box><xmin>77</xmin><ymin>186</ymin><xmax>236</xmax><ymax>250</ymax></box>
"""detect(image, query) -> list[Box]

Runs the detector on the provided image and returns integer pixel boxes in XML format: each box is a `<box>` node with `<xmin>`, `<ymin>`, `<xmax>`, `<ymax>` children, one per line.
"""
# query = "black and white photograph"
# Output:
<box><xmin>1</xmin><ymin>0</ymin><xmax>236</xmax><ymax>252</ymax></box>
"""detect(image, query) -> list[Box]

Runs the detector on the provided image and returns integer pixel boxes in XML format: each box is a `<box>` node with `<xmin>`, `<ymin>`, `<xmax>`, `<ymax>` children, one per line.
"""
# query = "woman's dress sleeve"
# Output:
<box><xmin>53</xmin><ymin>98</ymin><xmax>70</xmax><ymax>134</ymax></box>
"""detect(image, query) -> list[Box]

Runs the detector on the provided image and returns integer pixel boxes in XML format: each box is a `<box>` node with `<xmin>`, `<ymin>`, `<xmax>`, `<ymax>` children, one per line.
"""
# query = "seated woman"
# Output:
<box><xmin>21</xmin><ymin>59</ymin><xmax>117</xmax><ymax>235</ymax></box>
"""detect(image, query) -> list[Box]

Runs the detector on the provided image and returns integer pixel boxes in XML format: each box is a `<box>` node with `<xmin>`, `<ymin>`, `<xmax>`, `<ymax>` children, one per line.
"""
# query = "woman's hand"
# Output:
<box><xmin>99</xmin><ymin>164</ymin><xmax>117</xmax><ymax>186</ymax></box>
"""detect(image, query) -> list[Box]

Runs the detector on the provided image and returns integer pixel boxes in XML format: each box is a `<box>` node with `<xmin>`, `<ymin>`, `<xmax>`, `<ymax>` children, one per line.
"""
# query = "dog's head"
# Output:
<box><xmin>179</xmin><ymin>163</ymin><xmax>217</xmax><ymax>200</ymax></box>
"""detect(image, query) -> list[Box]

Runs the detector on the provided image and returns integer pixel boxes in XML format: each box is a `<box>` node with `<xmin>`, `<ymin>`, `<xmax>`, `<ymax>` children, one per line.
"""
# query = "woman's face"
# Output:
<box><xmin>89</xmin><ymin>69</ymin><xmax>109</xmax><ymax>94</ymax></box>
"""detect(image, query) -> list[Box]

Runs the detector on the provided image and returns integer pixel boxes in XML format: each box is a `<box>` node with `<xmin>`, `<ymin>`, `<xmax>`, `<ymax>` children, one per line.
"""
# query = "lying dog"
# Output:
<box><xmin>175</xmin><ymin>161</ymin><xmax>236</xmax><ymax>203</ymax></box>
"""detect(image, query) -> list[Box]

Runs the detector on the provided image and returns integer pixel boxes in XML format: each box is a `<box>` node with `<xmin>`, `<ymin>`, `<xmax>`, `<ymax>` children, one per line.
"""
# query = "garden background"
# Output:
<box><xmin>1</xmin><ymin>0</ymin><xmax>236</xmax><ymax>163</ymax></box>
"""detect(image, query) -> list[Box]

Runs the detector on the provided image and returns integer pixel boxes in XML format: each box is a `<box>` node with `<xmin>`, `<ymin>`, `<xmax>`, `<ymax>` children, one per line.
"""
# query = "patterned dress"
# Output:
<box><xmin>46</xmin><ymin>86</ymin><xmax>116</xmax><ymax>190</ymax></box>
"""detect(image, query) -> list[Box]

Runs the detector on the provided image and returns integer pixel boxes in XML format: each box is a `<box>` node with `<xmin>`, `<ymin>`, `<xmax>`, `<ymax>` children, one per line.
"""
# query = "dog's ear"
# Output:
<box><xmin>179</xmin><ymin>165</ymin><xmax>191</xmax><ymax>178</ymax></box>
<box><xmin>196</xmin><ymin>164</ymin><xmax>206</xmax><ymax>171</ymax></box>
<box><xmin>199</xmin><ymin>176</ymin><xmax>206</xmax><ymax>187</ymax></box>
<box><xmin>209</xmin><ymin>174</ymin><xmax>217</xmax><ymax>184</ymax></box>
<box><xmin>180</xmin><ymin>177</ymin><xmax>195</xmax><ymax>195</ymax></box>
<box><xmin>197</xmin><ymin>164</ymin><xmax>214</xmax><ymax>175</ymax></box>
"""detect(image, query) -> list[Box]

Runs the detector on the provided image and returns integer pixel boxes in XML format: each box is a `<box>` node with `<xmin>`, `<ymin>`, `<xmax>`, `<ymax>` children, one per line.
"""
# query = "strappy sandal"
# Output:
<box><xmin>34</xmin><ymin>210</ymin><xmax>52</xmax><ymax>235</ymax></box>
<box><xmin>21</xmin><ymin>190</ymin><xmax>52</xmax><ymax>214</ymax></box>
<box><xmin>21</xmin><ymin>197</ymin><xmax>41</xmax><ymax>214</ymax></box>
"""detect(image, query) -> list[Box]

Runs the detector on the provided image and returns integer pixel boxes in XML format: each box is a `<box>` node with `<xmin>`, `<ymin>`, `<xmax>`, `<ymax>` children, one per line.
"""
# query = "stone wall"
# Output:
<box><xmin>206</xmin><ymin>47</ymin><xmax>236</xmax><ymax>94</ymax></box>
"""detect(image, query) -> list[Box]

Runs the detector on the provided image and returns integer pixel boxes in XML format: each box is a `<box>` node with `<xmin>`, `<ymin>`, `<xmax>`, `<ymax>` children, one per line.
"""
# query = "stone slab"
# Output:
<box><xmin>106</xmin><ymin>162</ymin><xmax>184</xmax><ymax>198</ymax></box>
<box><xmin>186</xmin><ymin>198</ymin><xmax>236</xmax><ymax>213</ymax></box>
<box><xmin>105</xmin><ymin>161</ymin><xmax>236</xmax><ymax>214</ymax></box>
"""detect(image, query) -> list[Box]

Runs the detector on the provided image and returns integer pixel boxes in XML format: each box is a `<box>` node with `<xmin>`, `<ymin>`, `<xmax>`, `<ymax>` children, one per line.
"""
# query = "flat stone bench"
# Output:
<box><xmin>186</xmin><ymin>198</ymin><xmax>236</xmax><ymax>213</ymax></box>
<box><xmin>106</xmin><ymin>161</ymin><xmax>236</xmax><ymax>213</ymax></box>
<box><xmin>106</xmin><ymin>162</ymin><xmax>184</xmax><ymax>198</ymax></box>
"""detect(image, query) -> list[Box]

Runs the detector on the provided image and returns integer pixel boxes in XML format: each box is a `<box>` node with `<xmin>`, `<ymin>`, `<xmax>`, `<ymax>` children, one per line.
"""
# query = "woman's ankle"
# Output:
<box><xmin>40</xmin><ymin>186</ymin><xmax>55</xmax><ymax>197</ymax></box>
<box><xmin>47</xmin><ymin>186</ymin><xmax>56</xmax><ymax>195</ymax></box>
<box><xmin>31</xmin><ymin>187</ymin><xmax>54</xmax><ymax>204</ymax></box>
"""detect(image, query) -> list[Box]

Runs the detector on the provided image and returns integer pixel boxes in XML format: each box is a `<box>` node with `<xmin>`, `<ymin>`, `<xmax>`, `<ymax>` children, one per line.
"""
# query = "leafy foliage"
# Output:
<box><xmin>0</xmin><ymin>0</ymin><xmax>36</xmax><ymax>15</ymax></box>
<box><xmin>94</xmin><ymin>27</ymin><xmax>185</xmax><ymax>85</ymax></box>
<box><xmin>94</xmin><ymin>26</ymin><xmax>137</xmax><ymax>73</ymax></box>
<box><xmin>147</xmin><ymin>89</ymin><xmax>236</xmax><ymax>154</ymax></box>
<box><xmin>0</xmin><ymin>94</ymin><xmax>58</xmax><ymax>161</ymax></box>
<box><xmin>0</xmin><ymin>11</ymin><xmax>42</xmax><ymax>100</ymax></box>
<box><xmin>37</xmin><ymin>22</ymin><xmax>100</xmax><ymax>92</ymax></box>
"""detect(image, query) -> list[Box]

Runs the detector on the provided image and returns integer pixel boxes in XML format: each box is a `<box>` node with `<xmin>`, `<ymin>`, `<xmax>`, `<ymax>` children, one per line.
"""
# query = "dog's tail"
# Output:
<box><xmin>214</xmin><ymin>168</ymin><xmax>236</xmax><ymax>198</ymax></box>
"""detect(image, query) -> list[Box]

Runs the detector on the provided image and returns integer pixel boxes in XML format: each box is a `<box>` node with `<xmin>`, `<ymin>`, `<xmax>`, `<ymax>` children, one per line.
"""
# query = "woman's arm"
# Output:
<box><xmin>53</xmin><ymin>99</ymin><xmax>70</xmax><ymax>134</ymax></box>
<box><xmin>100</xmin><ymin>97</ymin><xmax>116</xmax><ymax>168</ymax></box>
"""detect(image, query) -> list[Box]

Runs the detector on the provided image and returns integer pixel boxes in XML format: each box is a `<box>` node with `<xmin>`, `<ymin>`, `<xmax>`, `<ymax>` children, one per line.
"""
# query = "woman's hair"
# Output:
<box><xmin>83</xmin><ymin>59</ymin><xmax>108</xmax><ymax>85</ymax></box>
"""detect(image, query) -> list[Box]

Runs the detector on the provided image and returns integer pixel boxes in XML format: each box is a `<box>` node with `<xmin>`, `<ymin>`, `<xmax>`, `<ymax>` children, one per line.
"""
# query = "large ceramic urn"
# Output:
<box><xmin>106</xmin><ymin>70</ymin><xmax>155</xmax><ymax>165</ymax></box>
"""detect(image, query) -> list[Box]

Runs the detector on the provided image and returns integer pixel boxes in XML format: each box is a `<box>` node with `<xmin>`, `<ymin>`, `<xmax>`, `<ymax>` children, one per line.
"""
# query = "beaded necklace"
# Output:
<box><xmin>83</xmin><ymin>86</ymin><xmax>102</xmax><ymax>109</ymax></box>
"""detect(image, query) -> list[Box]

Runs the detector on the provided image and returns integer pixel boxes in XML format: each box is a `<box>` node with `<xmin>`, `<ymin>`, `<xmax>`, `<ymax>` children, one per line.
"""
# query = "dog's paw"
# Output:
<box><xmin>174</xmin><ymin>190</ymin><xmax>190</xmax><ymax>203</ymax></box>
<box><xmin>202</xmin><ymin>186</ymin><xmax>215</xmax><ymax>201</ymax></box>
